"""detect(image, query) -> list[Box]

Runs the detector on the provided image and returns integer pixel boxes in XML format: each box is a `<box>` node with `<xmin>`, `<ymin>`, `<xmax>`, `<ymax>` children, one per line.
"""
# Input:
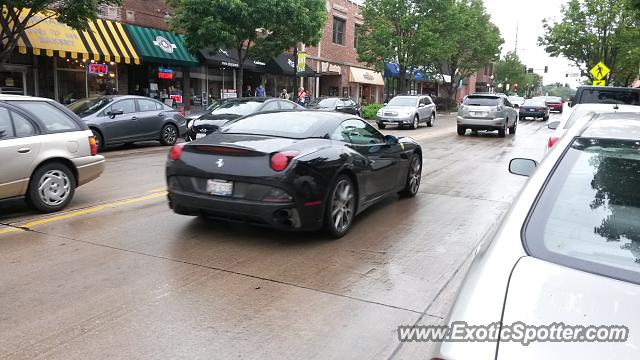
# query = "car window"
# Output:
<box><xmin>425</xmin><ymin>97</ymin><xmax>433</xmax><ymax>105</ymax></box>
<box><xmin>463</xmin><ymin>96</ymin><xmax>500</xmax><ymax>106</ymax></box>
<box><xmin>67</xmin><ymin>97</ymin><xmax>113</xmax><ymax>117</ymax></box>
<box><xmin>336</xmin><ymin>99</ymin><xmax>345</xmax><ymax>108</ymax></box>
<box><xmin>0</xmin><ymin>107</ymin><xmax>14</xmax><ymax>139</ymax></box>
<box><xmin>212</xmin><ymin>101</ymin><xmax>263</xmax><ymax>116</ymax></box>
<box><xmin>579</xmin><ymin>89</ymin><xmax>640</xmax><ymax>105</ymax></box>
<box><xmin>221</xmin><ymin>112</ymin><xmax>330</xmax><ymax>139</ymax></box>
<box><xmin>155</xmin><ymin>102</ymin><xmax>165</xmax><ymax>110</ymax></box>
<box><xmin>278</xmin><ymin>100</ymin><xmax>297</xmax><ymax>110</ymax></box>
<box><xmin>564</xmin><ymin>108</ymin><xmax>596</xmax><ymax>129</ymax></box>
<box><xmin>11</xmin><ymin>101</ymin><xmax>80</xmax><ymax>132</ymax></box>
<box><xmin>341</xmin><ymin>119</ymin><xmax>384</xmax><ymax>145</ymax></box>
<box><xmin>523</xmin><ymin>100</ymin><xmax>545</xmax><ymax>107</ymax></box>
<box><xmin>11</xmin><ymin>111</ymin><xmax>36</xmax><ymax>137</ymax></box>
<box><xmin>330</xmin><ymin>124</ymin><xmax>351</xmax><ymax>142</ymax></box>
<box><xmin>262</xmin><ymin>101</ymin><xmax>279</xmax><ymax>111</ymax></box>
<box><xmin>525</xmin><ymin>137</ymin><xmax>640</xmax><ymax>284</ymax></box>
<box><xmin>347</xmin><ymin>100</ymin><xmax>356</xmax><ymax>107</ymax></box>
<box><xmin>503</xmin><ymin>98</ymin><xmax>513</xmax><ymax>107</ymax></box>
<box><xmin>137</xmin><ymin>99</ymin><xmax>158</xmax><ymax>112</ymax></box>
<box><xmin>110</xmin><ymin>99</ymin><xmax>136</xmax><ymax>114</ymax></box>
<box><xmin>388</xmin><ymin>97</ymin><xmax>417</xmax><ymax>107</ymax></box>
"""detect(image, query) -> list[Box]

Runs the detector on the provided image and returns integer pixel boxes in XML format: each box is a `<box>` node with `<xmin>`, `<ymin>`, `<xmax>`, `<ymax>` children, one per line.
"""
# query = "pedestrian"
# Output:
<box><xmin>244</xmin><ymin>85</ymin><xmax>253</xmax><ymax>97</ymax></box>
<box><xmin>297</xmin><ymin>87</ymin><xmax>307</xmax><ymax>105</ymax></box>
<box><xmin>279</xmin><ymin>88</ymin><xmax>290</xmax><ymax>100</ymax></box>
<box><xmin>256</xmin><ymin>84</ymin><xmax>265</xmax><ymax>97</ymax></box>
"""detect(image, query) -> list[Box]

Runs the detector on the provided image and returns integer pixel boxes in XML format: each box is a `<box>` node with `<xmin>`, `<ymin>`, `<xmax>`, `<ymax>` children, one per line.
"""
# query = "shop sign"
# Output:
<box><xmin>253</xmin><ymin>60</ymin><xmax>266</xmax><ymax>66</ymax></box>
<box><xmin>222</xmin><ymin>89</ymin><xmax>237</xmax><ymax>99</ymax></box>
<box><xmin>170</xmin><ymin>94</ymin><xmax>183</xmax><ymax>104</ymax></box>
<box><xmin>297</xmin><ymin>52</ymin><xmax>306</xmax><ymax>74</ymax></box>
<box><xmin>321</xmin><ymin>62</ymin><xmax>341</xmax><ymax>74</ymax></box>
<box><xmin>88</xmin><ymin>63</ymin><xmax>108</xmax><ymax>75</ymax></box>
<box><xmin>5</xmin><ymin>78</ymin><xmax>15</xmax><ymax>87</ymax></box>
<box><xmin>363</xmin><ymin>72</ymin><xmax>375</xmax><ymax>81</ymax></box>
<box><xmin>153</xmin><ymin>35</ymin><xmax>177</xmax><ymax>54</ymax></box>
<box><xmin>158</xmin><ymin>67</ymin><xmax>173</xmax><ymax>79</ymax></box>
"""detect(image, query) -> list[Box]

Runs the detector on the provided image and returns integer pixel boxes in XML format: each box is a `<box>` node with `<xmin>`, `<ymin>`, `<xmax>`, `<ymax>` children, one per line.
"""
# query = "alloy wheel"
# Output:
<box><xmin>38</xmin><ymin>170</ymin><xmax>71</xmax><ymax>206</ymax></box>
<box><xmin>331</xmin><ymin>179</ymin><xmax>355</xmax><ymax>233</ymax></box>
<box><xmin>408</xmin><ymin>156</ymin><xmax>422</xmax><ymax>194</ymax></box>
<box><xmin>413</xmin><ymin>116</ymin><xmax>419</xmax><ymax>129</ymax></box>
<box><xmin>163</xmin><ymin>125</ymin><xmax>177</xmax><ymax>144</ymax></box>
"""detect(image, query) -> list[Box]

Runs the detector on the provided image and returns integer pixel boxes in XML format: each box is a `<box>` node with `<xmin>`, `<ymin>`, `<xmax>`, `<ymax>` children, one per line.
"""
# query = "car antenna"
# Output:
<box><xmin>613</xmin><ymin>103</ymin><xmax>619</xmax><ymax>110</ymax></box>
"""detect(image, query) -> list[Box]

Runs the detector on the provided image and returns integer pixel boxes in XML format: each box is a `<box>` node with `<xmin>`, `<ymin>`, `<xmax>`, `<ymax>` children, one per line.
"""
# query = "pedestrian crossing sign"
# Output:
<box><xmin>592</xmin><ymin>80</ymin><xmax>606</xmax><ymax>86</ymax></box>
<box><xmin>590</xmin><ymin>62</ymin><xmax>610</xmax><ymax>80</ymax></box>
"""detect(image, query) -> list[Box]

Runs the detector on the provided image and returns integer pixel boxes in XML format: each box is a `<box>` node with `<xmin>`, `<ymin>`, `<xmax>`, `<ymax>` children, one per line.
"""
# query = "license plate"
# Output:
<box><xmin>471</xmin><ymin>112</ymin><xmax>487</xmax><ymax>117</ymax></box>
<box><xmin>196</xmin><ymin>132</ymin><xmax>207</xmax><ymax>139</ymax></box>
<box><xmin>529</xmin><ymin>109</ymin><xmax>535</xmax><ymax>111</ymax></box>
<box><xmin>206</xmin><ymin>179</ymin><xmax>233</xmax><ymax>196</ymax></box>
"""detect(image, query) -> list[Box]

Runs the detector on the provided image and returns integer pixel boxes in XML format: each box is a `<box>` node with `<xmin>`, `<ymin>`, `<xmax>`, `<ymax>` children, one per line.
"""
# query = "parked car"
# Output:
<box><xmin>546</xmin><ymin>103</ymin><xmax>640</xmax><ymax>150</ymax></box>
<box><xmin>571</xmin><ymin>86</ymin><xmax>640</xmax><ymax>107</ymax></box>
<box><xmin>534</xmin><ymin>95</ymin><xmax>564</xmax><ymax>113</ymax></box>
<box><xmin>184</xmin><ymin>97</ymin><xmax>303</xmax><ymax>141</ymax></box>
<box><xmin>375</xmin><ymin>95</ymin><xmax>437</xmax><ymax>129</ymax></box>
<box><xmin>0</xmin><ymin>95</ymin><xmax>105</xmax><ymax>212</ymax></box>
<box><xmin>434</xmin><ymin>111</ymin><xmax>640</xmax><ymax>359</ymax></box>
<box><xmin>305</xmin><ymin>97</ymin><xmax>362</xmax><ymax>117</ymax></box>
<box><xmin>166</xmin><ymin>111</ymin><xmax>422</xmax><ymax>238</ymax></box>
<box><xmin>519</xmin><ymin>99</ymin><xmax>549</xmax><ymax>120</ymax></box>
<box><xmin>456</xmin><ymin>94</ymin><xmax>518</xmax><ymax>137</ymax></box>
<box><xmin>67</xmin><ymin>95</ymin><xmax>186</xmax><ymax>150</ymax></box>
<box><xmin>507</xmin><ymin>95</ymin><xmax>525</xmax><ymax>108</ymax></box>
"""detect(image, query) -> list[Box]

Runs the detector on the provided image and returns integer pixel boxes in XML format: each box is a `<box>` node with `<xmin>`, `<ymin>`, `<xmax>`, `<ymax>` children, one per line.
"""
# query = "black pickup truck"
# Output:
<box><xmin>570</xmin><ymin>86</ymin><xmax>640</xmax><ymax>107</ymax></box>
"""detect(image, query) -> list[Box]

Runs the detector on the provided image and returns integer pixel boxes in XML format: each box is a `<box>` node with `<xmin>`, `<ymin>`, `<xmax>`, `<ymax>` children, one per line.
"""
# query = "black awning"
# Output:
<box><xmin>198</xmin><ymin>48</ymin><xmax>240</xmax><ymax>68</ymax></box>
<box><xmin>266</xmin><ymin>53</ymin><xmax>315</xmax><ymax>77</ymax></box>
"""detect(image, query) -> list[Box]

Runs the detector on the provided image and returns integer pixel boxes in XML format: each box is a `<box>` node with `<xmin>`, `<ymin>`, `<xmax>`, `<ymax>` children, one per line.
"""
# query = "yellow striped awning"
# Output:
<box><xmin>1</xmin><ymin>7</ymin><xmax>139</xmax><ymax>64</ymax></box>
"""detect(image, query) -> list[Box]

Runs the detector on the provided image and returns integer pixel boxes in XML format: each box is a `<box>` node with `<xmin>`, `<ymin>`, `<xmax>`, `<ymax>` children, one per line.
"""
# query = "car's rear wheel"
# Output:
<box><xmin>90</xmin><ymin>128</ymin><xmax>104</xmax><ymax>151</ymax></box>
<box><xmin>324</xmin><ymin>174</ymin><xmax>356</xmax><ymax>238</ymax></box>
<box><xmin>399</xmin><ymin>153</ymin><xmax>422</xmax><ymax>197</ymax></box>
<box><xmin>457</xmin><ymin>126</ymin><xmax>466</xmax><ymax>136</ymax></box>
<box><xmin>509</xmin><ymin>120</ymin><xmax>517</xmax><ymax>134</ymax></box>
<box><xmin>377</xmin><ymin>123</ymin><xmax>386</xmax><ymax>129</ymax></box>
<box><xmin>410</xmin><ymin>115</ymin><xmax>419</xmax><ymax>130</ymax></box>
<box><xmin>498</xmin><ymin>121</ymin><xmax>507</xmax><ymax>137</ymax></box>
<box><xmin>160</xmin><ymin>124</ymin><xmax>178</xmax><ymax>146</ymax></box>
<box><xmin>28</xmin><ymin>162</ymin><xmax>76</xmax><ymax>213</ymax></box>
<box><xmin>427</xmin><ymin>113</ymin><xmax>435</xmax><ymax>127</ymax></box>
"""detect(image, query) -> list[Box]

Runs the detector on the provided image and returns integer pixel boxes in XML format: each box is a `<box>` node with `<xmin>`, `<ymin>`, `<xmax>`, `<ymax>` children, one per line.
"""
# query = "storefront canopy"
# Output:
<box><xmin>266</xmin><ymin>53</ymin><xmax>315</xmax><ymax>77</ymax></box>
<box><xmin>384</xmin><ymin>63</ymin><xmax>428</xmax><ymax>82</ymax></box>
<box><xmin>125</xmin><ymin>24</ymin><xmax>198</xmax><ymax>67</ymax></box>
<box><xmin>349</xmin><ymin>67</ymin><xmax>384</xmax><ymax>85</ymax></box>
<box><xmin>198</xmin><ymin>48</ymin><xmax>240</xmax><ymax>68</ymax></box>
<box><xmin>1</xmin><ymin>7</ymin><xmax>140</xmax><ymax>64</ymax></box>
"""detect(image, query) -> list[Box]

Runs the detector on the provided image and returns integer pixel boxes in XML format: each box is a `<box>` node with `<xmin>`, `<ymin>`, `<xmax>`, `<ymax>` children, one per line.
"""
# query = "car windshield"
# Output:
<box><xmin>508</xmin><ymin>96</ymin><xmax>524</xmax><ymax>103</ymax></box>
<box><xmin>523</xmin><ymin>100</ymin><xmax>545</xmax><ymax>107</ymax></box>
<box><xmin>463</xmin><ymin>96</ymin><xmax>500</xmax><ymax>106</ymax></box>
<box><xmin>67</xmin><ymin>97</ymin><xmax>113</xmax><ymax>117</ymax></box>
<box><xmin>580</xmin><ymin>89</ymin><xmax>640</xmax><ymax>105</ymax></box>
<box><xmin>525</xmin><ymin>138</ymin><xmax>640</xmax><ymax>283</ymax></box>
<box><xmin>211</xmin><ymin>101</ymin><xmax>263</xmax><ymax>116</ymax></box>
<box><xmin>547</xmin><ymin>97</ymin><xmax>562</xmax><ymax>103</ymax></box>
<box><xmin>387</xmin><ymin>97</ymin><xmax>417</xmax><ymax>107</ymax></box>
<box><xmin>307</xmin><ymin>98</ymin><xmax>337</xmax><ymax>108</ymax></box>
<box><xmin>221</xmin><ymin>112</ymin><xmax>327</xmax><ymax>139</ymax></box>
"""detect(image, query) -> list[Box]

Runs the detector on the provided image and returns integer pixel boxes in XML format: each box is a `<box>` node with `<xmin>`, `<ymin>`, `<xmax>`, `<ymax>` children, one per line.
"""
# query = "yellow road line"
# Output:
<box><xmin>0</xmin><ymin>191</ymin><xmax>167</xmax><ymax>236</ymax></box>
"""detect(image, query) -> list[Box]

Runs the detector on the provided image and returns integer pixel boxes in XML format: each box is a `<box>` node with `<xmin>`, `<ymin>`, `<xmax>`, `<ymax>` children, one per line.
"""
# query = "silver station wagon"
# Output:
<box><xmin>0</xmin><ymin>95</ymin><xmax>105</xmax><ymax>213</ymax></box>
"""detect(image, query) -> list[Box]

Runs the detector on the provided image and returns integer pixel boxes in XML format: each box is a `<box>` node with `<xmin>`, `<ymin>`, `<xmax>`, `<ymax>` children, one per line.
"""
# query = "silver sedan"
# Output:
<box><xmin>435</xmin><ymin>110</ymin><xmax>640</xmax><ymax>359</ymax></box>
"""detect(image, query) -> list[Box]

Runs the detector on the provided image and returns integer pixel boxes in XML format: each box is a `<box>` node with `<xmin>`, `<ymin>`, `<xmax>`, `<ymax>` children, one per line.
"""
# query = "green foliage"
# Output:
<box><xmin>361</xmin><ymin>103</ymin><xmax>384</xmax><ymax>120</ymax></box>
<box><xmin>543</xmin><ymin>85</ymin><xmax>576</xmax><ymax>100</ymax></box>
<box><xmin>168</xmin><ymin>0</ymin><xmax>326</xmax><ymax>95</ymax></box>
<box><xmin>1</xmin><ymin>0</ymin><xmax>122</xmax><ymax>64</ymax></box>
<box><xmin>494</xmin><ymin>52</ymin><xmax>542</xmax><ymax>96</ymax></box>
<box><xmin>539</xmin><ymin>0</ymin><xmax>640</xmax><ymax>86</ymax></box>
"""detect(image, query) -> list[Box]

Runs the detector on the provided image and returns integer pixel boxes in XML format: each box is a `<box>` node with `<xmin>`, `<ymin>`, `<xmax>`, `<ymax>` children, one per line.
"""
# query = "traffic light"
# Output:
<box><xmin>527</xmin><ymin>68</ymin><xmax>534</xmax><ymax>73</ymax></box>
<box><xmin>514</xmin><ymin>83</ymin><xmax>519</xmax><ymax>92</ymax></box>
<box><xmin>544</xmin><ymin>66</ymin><xmax>548</xmax><ymax>73</ymax></box>
<box><xmin>523</xmin><ymin>66</ymin><xmax>527</xmax><ymax>73</ymax></box>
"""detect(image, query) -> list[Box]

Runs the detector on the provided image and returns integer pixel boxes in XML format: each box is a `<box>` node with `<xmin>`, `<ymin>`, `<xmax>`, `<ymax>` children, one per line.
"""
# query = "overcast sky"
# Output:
<box><xmin>482</xmin><ymin>0</ymin><xmax>584</xmax><ymax>87</ymax></box>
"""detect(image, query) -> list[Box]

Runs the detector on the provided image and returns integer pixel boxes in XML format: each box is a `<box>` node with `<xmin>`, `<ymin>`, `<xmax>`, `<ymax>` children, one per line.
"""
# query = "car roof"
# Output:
<box><xmin>578</xmin><ymin>85</ymin><xmax>640</xmax><ymax>91</ymax></box>
<box><xmin>573</xmin><ymin>103</ymin><xmax>640</xmax><ymax>112</ymax></box>
<box><xmin>468</xmin><ymin>94</ymin><xmax>500</xmax><ymax>98</ymax></box>
<box><xmin>0</xmin><ymin>94</ymin><xmax>57</xmax><ymax>102</ymax></box>
<box><xmin>579</xmin><ymin>112</ymin><xmax>640</xmax><ymax>140</ymax></box>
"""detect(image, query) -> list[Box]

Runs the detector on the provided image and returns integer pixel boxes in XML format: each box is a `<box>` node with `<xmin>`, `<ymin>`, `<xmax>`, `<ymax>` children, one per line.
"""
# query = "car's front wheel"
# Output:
<box><xmin>427</xmin><ymin>113</ymin><xmax>435</xmax><ymax>127</ymax></box>
<box><xmin>160</xmin><ymin>124</ymin><xmax>178</xmax><ymax>146</ymax></box>
<box><xmin>399</xmin><ymin>153</ymin><xmax>422</xmax><ymax>197</ymax></box>
<box><xmin>410</xmin><ymin>115</ymin><xmax>419</xmax><ymax>130</ymax></box>
<box><xmin>28</xmin><ymin>162</ymin><xmax>76</xmax><ymax>213</ymax></box>
<box><xmin>509</xmin><ymin>120</ymin><xmax>517</xmax><ymax>134</ymax></box>
<box><xmin>324</xmin><ymin>174</ymin><xmax>356</xmax><ymax>238</ymax></box>
<box><xmin>377</xmin><ymin>123</ymin><xmax>386</xmax><ymax>130</ymax></box>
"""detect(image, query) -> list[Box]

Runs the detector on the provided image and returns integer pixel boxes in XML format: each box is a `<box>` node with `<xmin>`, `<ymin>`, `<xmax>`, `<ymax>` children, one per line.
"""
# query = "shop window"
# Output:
<box><xmin>332</xmin><ymin>17</ymin><xmax>345</xmax><ymax>45</ymax></box>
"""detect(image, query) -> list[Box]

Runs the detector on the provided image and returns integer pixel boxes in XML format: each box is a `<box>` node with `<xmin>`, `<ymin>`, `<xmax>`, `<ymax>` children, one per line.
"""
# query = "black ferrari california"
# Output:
<box><xmin>166</xmin><ymin>111</ymin><xmax>422</xmax><ymax>237</ymax></box>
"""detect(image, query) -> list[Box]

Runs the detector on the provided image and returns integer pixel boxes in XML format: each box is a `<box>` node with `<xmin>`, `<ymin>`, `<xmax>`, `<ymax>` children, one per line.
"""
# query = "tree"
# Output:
<box><xmin>539</xmin><ymin>0</ymin><xmax>640</xmax><ymax>86</ymax></box>
<box><xmin>429</xmin><ymin>0</ymin><xmax>503</xmax><ymax>103</ymax></box>
<box><xmin>168</xmin><ymin>0</ymin><xmax>326</xmax><ymax>97</ymax></box>
<box><xmin>493</xmin><ymin>52</ymin><xmax>527</xmax><ymax>95</ymax></box>
<box><xmin>1</xmin><ymin>0</ymin><xmax>122</xmax><ymax>65</ymax></box>
<box><xmin>357</xmin><ymin>0</ymin><xmax>444</xmax><ymax>93</ymax></box>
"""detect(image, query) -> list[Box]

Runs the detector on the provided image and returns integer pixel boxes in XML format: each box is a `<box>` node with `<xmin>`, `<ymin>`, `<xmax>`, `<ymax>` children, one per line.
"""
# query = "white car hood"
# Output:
<box><xmin>498</xmin><ymin>256</ymin><xmax>639</xmax><ymax>359</ymax></box>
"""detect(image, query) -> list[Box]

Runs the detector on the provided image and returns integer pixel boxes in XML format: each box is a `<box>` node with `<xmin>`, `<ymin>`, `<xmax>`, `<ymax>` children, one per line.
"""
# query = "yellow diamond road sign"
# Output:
<box><xmin>593</xmin><ymin>80</ymin><xmax>606</xmax><ymax>86</ymax></box>
<box><xmin>590</xmin><ymin>62</ymin><xmax>610</xmax><ymax>80</ymax></box>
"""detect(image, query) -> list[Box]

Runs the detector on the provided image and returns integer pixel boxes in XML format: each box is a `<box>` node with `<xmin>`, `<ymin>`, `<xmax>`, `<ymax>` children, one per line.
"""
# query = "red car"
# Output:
<box><xmin>535</xmin><ymin>96</ymin><xmax>564</xmax><ymax>113</ymax></box>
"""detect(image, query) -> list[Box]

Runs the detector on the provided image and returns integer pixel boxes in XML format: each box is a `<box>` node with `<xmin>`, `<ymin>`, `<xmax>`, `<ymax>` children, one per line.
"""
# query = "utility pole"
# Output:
<box><xmin>514</xmin><ymin>21</ymin><xmax>519</xmax><ymax>55</ymax></box>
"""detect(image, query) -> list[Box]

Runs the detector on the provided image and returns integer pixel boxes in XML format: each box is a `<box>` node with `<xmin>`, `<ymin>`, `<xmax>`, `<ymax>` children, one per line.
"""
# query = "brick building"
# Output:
<box><xmin>305</xmin><ymin>0</ymin><xmax>384</xmax><ymax>104</ymax></box>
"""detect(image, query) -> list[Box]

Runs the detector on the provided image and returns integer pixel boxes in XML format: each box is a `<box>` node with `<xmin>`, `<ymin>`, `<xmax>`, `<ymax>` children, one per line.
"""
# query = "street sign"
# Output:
<box><xmin>592</xmin><ymin>80</ymin><xmax>606</xmax><ymax>86</ymax></box>
<box><xmin>589</xmin><ymin>62</ymin><xmax>610</xmax><ymax>80</ymax></box>
<box><xmin>297</xmin><ymin>52</ymin><xmax>306</xmax><ymax>74</ymax></box>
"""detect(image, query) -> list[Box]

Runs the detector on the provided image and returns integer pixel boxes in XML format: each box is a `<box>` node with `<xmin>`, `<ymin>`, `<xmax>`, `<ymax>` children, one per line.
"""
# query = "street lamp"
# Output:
<box><xmin>490</xmin><ymin>75</ymin><xmax>494</xmax><ymax>94</ymax></box>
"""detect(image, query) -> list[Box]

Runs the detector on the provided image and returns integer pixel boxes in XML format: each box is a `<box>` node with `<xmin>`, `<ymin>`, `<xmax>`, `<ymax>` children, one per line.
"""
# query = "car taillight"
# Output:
<box><xmin>88</xmin><ymin>136</ymin><xmax>97</xmax><ymax>156</ymax></box>
<box><xmin>547</xmin><ymin>136</ymin><xmax>559</xmax><ymax>149</ymax></box>
<box><xmin>270</xmin><ymin>151</ymin><xmax>299</xmax><ymax>171</ymax></box>
<box><xmin>178</xmin><ymin>111</ymin><xmax>185</xmax><ymax>117</ymax></box>
<box><xmin>169</xmin><ymin>143</ymin><xmax>186</xmax><ymax>161</ymax></box>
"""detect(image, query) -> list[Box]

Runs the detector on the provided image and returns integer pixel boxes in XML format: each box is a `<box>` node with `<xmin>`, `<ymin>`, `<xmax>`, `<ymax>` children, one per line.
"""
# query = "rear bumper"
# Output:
<box><xmin>548</xmin><ymin>104</ymin><xmax>563</xmax><ymax>111</ymax></box>
<box><xmin>72</xmin><ymin>155</ymin><xmax>105</xmax><ymax>186</ymax></box>
<box><xmin>457</xmin><ymin>116</ymin><xmax>506</xmax><ymax>130</ymax></box>
<box><xmin>520</xmin><ymin>111</ymin><xmax>546</xmax><ymax>118</ymax></box>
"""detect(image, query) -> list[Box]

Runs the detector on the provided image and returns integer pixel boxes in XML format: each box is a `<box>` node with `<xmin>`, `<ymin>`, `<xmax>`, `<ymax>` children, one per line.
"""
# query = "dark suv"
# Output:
<box><xmin>570</xmin><ymin>86</ymin><xmax>640</xmax><ymax>107</ymax></box>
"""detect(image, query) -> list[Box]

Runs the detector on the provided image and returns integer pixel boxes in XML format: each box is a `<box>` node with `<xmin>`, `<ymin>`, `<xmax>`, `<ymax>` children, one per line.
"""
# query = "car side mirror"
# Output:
<box><xmin>384</xmin><ymin>134</ymin><xmax>399</xmax><ymax>145</ymax></box>
<box><xmin>547</xmin><ymin>121</ymin><xmax>560</xmax><ymax>130</ymax></box>
<box><xmin>509</xmin><ymin>158</ymin><xmax>538</xmax><ymax>177</ymax></box>
<box><xmin>419</xmin><ymin>103</ymin><xmax>426</xmax><ymax>108</ymax></box>
<box><xmin>383</xmin><ymin>102</ymin><xmax>388</xmax><ymax>106</ymax></box>
<box><xmin>108</xmin><ymin>109</ymin><xmax>124</xmax><ymax>117</ymax></box>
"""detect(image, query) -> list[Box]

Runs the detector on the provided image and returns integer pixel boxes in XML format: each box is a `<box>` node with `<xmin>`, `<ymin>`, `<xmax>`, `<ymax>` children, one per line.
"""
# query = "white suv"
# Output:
<box><xmin>0</xmin><ymin>95</ymin><xmax>105</xmax><ymax>212</ymax></box>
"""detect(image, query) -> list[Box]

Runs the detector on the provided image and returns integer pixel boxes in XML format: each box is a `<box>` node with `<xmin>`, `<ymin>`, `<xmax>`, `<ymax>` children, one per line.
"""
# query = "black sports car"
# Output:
<box><xmin>166</xmin><ymin>111</ymin><xmax>423</xmax><ymax>237</ymax></box>
<box><xmin>185</xmin><ymin>97</ymin><xmax>303</xmax><ymax>141</ymax></box>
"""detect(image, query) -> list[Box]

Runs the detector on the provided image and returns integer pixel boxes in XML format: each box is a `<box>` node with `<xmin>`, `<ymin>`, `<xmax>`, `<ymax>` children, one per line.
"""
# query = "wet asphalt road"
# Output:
<box><xmin>0</xmin><ymin>113</ymin><xmax>558</xmax><ymax>359</ymax></box>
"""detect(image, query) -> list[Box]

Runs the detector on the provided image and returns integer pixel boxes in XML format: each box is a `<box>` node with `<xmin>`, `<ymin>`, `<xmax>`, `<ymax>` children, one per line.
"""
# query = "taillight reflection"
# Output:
<box><xmin>89</xmin><ymin>136</ymin><xmax>97</xmax><ymax>156</ymax></box>
<box><xmin>547</xmin><ymin>136</ymin><xmax>559</xmax><ymax>149</ymax></box>
<box><xmin>169</xmin><ymin>143</ymin><xmax>186</xmax><ymax>161</ymax></box>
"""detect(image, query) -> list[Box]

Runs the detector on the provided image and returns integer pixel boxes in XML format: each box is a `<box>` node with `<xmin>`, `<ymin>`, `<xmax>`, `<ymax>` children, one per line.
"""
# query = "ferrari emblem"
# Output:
<box><xmin>216</xmin><ymin>159</ymin><xmax>224</xmax><ymax>168</ymax></box>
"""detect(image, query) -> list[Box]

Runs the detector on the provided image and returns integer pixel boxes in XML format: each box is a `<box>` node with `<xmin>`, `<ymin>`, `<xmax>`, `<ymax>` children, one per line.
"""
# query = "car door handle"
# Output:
<box><xmin>17</xmin><ymin>147</ymin><xmax>31</xmax><ymax>154</ymax></box>
<box><xmin>157</xmin><ymin>113</ymin><xmax>165</xmax><ymax>117</ymax></box>
<box><xmin>131</xmin><ymin>116</ymin><xmax>138</xmax><ymax>120</ymax></box>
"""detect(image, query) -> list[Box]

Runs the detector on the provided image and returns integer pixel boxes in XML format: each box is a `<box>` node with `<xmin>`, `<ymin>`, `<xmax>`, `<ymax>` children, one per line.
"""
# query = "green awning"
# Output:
<box><xmin>125</xmin><ymin>24</ymin><xmax>199</xmax><ymax>67</ymax></box>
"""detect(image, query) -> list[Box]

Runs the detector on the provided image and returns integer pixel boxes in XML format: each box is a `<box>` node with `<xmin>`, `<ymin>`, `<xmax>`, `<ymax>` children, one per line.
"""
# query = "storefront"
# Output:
<box><xmin>349</xmin><ymin>67</ymin><xmax>384</xmax><ymax>105</ymax></box>
<box><xmin>124</xmin><ymin>24</ymin><xmax>199</xmax><ymax>110</ymax></box>
<box><xmin>265</xmin><ymin>53</ymin><xmax>316</xmax><ymax>98</ymax></box>
<box><xmin>315</xmin><ymin>61</ymin><xmax>343</xmax><ymax>97</ymax></box>
<box><xmin>198</xmin><ymin>48</ymin><xmax>239</xmax><ymax>101</ymax></box>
